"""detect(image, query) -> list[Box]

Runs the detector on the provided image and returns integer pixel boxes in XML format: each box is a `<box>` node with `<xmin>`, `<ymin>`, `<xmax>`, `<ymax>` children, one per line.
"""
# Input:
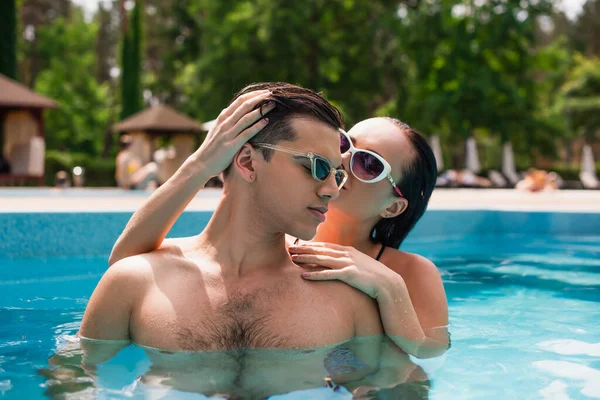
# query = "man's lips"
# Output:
<box><xmin>308</xmin><ymin>207</ymin><xmax>327</xmax><ymax>222</ymax></box>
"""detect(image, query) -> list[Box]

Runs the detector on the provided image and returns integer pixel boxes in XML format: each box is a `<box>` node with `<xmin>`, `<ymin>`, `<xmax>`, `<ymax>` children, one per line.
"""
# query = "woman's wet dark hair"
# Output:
<box><xmin>370</xmin><ymin>118</ymin><xmax>438</xmax><ymax>249</ymax></box>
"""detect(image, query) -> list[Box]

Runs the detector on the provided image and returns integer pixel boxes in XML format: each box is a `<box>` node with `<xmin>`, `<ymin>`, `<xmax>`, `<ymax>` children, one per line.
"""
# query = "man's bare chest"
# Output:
<box><xmin>131</xmin><ymin>279</ymin><xmax>354</xmax><ymax>351</ymax></box>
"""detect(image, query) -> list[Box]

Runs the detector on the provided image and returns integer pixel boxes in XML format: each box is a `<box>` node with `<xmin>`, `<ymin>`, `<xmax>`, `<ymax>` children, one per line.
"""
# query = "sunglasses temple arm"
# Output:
<box><xmin>254</xmin><ymin>143</ymin><xmax>310</xmax><ymax>158</ymax></box>
<box><xmin>387</xmin><ymin>174</ymin><xmax>405</xmax><ymax>198</ymax></box>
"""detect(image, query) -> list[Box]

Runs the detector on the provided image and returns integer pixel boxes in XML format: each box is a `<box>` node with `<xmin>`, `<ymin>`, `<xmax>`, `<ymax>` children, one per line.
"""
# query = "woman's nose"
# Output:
<box><xmin>342</xmin><ymin>152</ymin><xmax>351</xmax><ymax>171</ymax></box>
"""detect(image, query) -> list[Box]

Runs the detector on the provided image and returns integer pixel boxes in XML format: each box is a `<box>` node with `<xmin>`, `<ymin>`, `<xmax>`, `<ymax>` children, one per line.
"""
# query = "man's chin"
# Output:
<box><xmin>292</xmin><ymin>225</ymin><xmax>318</xmax><ymax>241</ymax></box>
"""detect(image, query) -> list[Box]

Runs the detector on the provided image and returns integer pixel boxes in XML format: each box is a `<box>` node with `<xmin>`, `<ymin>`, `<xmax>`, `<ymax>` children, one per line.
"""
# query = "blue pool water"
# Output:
<box><xmin>1</xmin><ymin>211</ymin><xmax>599</xmax><ymax>399</ymax></box>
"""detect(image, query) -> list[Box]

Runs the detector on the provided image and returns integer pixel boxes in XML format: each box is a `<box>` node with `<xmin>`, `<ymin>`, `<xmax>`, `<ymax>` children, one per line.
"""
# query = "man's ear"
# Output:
<box><xmin>232</xmin><ymin>143</ymin><xmax>258</xmax><ymax>182</ymax></box>
<box><xmin>379</xmin><ymin>197</ymin><xmax>408</xmax><ymax>219</ymax></box>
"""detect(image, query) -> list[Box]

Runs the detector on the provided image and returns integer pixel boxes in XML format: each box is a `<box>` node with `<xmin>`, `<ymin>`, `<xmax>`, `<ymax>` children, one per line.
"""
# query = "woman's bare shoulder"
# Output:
<box><xmin>380</xmin><ymin>247</ymin><xmax>439</xmax><ymax>278</ymax></box>
<box><xmin>381</xmin><ymin>247</ymin><xmax>448</xmax><ymax>328</ymax></box>
<box><xmin>383</xmin><ymin>247</ymin><xmax>437</xmax><ymax>269</ymax></box>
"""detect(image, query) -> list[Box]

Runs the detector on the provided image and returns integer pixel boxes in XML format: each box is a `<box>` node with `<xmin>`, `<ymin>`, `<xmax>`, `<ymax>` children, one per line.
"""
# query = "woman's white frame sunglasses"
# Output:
<box><xmin>339</xmin><ymin>129</ymin><xmax>404</xmax><ymax>198</ymax></box>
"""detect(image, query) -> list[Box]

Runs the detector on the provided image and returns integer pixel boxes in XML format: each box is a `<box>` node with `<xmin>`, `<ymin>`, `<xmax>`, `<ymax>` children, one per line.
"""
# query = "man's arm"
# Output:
<box><xmin>77</xmin><ymin>258</ymin><xmax>148</xmax><ymax>363</ymax></box>
<box><xmin>108</xmin><ymin>91</ymin><xmax>275</xmax><ymax>265</ymax></box>
<box><xmin>40</xmin><ymin>258</ymin><xmax>149</xmax><ymax>394</ymax></box>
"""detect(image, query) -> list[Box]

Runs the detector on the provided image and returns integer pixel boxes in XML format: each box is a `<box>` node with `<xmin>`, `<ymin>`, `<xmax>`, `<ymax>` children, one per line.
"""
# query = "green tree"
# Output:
<box><xmin>398</xmin><ymin>0</ymin><xmax>555</xmax><ymax>167</ymax></box>
<box><xmin>155</xmin><ymin>1</ymin><xmax>407</xmax><ymax>127</ymax></box>
<box><xmin>34</xmin><ymin>11</ymin><xmax>111</xmax><ymax>156</ymax></box>
<box><xmin>572</xmin><ymin>0</ymin><xmax>600</xmax><ymax>56</ymax></box>
<box><xmin>19</xmin><ymin>0</ymin><xmax>71</xmax><ymax>87</ymax></box>
<box><xmin>561</xmin><ymin>54</ymin><xmax>600</xmax><ymax>142</ymax></box>
<box><xmin>95</xmin><ymin>1</ymin><xmax>120</xmax><ymax>84</ymax></box>
<box><xmin>120</xmin><ymin>0</ymin><xmax>143</xmax><ymax>119</ymax></box>
<box><xmin>0</xmin><ymin>0</ymin><xmax>18</xmax><ymax>79</ymax></box>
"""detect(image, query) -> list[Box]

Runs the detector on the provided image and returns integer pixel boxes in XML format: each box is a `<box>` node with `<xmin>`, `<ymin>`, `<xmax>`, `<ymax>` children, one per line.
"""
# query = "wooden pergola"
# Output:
<box><xmin>0</xmin><ymin>73</ymin><xmax>58</xmax><ymax>186</ymax></box>
<box><xmin>112</xmin><ymin>104</ymin><xmax>205</xmax><ymax>183</ymax></box>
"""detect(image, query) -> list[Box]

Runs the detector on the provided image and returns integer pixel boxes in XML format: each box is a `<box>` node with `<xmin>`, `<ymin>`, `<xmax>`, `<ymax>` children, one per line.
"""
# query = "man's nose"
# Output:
<box><xmin>317</xmin><ymin>170</ymin><xmax>340</xmax><ymax>200</ymax></box>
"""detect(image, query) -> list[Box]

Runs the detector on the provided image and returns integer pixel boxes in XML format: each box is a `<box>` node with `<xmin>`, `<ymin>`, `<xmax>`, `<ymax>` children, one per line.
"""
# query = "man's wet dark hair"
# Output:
<box><xmin>371</xmin><ymin>118</ymin><xmax>438</xmax><ymax>249</ymax></box>
<box><xmin>223</xmin><ymin>82</ymin><xmax>344</xmax><ymax>176</ymax></box>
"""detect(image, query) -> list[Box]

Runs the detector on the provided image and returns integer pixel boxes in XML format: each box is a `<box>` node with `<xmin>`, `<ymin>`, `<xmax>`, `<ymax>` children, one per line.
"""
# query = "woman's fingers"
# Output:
<box><xmin>297</xmin><ymin>263</ymin><xmax>322</xmax><ymax>269</ymax></box>
<box><xmin>289</xmin><ymin>245</ymin><xmax>346</xmax><ymax>258</ymax></box>
<box><xmin>298</xmin><ymin>263</ymin><xmax>331</xmax><ymax>269</ymax></box>
<box><xmin>291</xmin><ymin>253</ymin><xmax>347</xmax><ymax>268</ymax></box>
<box><xmin>231</xmin><ymin>101</ymin><xmax>276</xmax><ymax>144</ymax></box>
<box><xmin>216</xmin><ymin>90</ymin><xmax>270</xmax><ymax>123</ymax></box>
<box><xmin>234</xmin><ymin>116</ymin><xmax>270</xmax><ymax>146</ymax></box>
<box><xmin>221</xmin><ymin>92</ymin><xmax>273</xmax><ymax>136</ymax></box>
<box><xmin>299</xmin><ymin>242</ymin><xmax>346</xmax><ymax>250</ymax></box>
<box><xmin>302</xmin><ymin>269</ymin><xmax>345</xmax><ymax>281</ymax></box>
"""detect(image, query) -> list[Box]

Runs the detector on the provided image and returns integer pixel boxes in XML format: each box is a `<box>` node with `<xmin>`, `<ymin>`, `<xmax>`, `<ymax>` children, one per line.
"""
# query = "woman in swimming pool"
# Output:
<box><xmin>109</xmin><ymin>85</ymin><xmax>449</xmax><ymax>358</ymax></box>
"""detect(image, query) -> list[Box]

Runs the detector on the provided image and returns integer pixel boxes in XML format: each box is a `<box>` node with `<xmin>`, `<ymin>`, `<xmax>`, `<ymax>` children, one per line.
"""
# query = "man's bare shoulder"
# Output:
<box><xmin>139</xmin><ymin>236</ymin><xmax>209</xmax><ymax>278</ymax></box>
<box><xmin>159</xmin><ymin>236</ymin><xmax>200</xmax><ymax>253</ymax></box>
<box><xmin>79</xmin><ymin>255</ymin><xmax>154</xmax><ymax>340</ymax></box>
<box><xmin>304</xmin><ymin>273</ymin><xmax>380</xmax><ymax>322</ymax></box>
<box><xmin>328</xmin><ymin>280</ymin><xmax>382</xmax><ymax>337</ymax></box>
<box><xmin>108</xmin><ymin>244</ymin><xmax>195</xmax><ymax>283</ymax></box>
<box><xmin>107</xmin><ymin>254</ymin><xmax>156</xmax><ymax>285</ymax></box>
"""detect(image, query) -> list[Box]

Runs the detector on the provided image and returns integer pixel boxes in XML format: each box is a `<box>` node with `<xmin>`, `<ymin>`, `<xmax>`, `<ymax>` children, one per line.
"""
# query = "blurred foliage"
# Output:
<box><xmin>560</xmin><ymin>54</ymin><xmax>600</xmax><ymax>142</ymax></box>
<box><xmin>45</xmin><ymin>150</ymin><xmax>116</xmax><ymax>186</ymax></box>
<box><xmin>33</xmin><ymin>10</ymin><xmax>111</xmax><ymax>157</ymax></box>
<box><xmin>8</xmin><ymin>0</ymin><xmax>600</xmax><ymax>186</ymax></box>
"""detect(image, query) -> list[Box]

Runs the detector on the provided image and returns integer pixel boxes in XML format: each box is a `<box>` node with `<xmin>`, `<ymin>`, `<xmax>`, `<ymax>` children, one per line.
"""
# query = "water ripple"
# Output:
<box><xmin>537</xmin><ymin>340</ymin><xmax>600</xmax><ymax>357</ymax></box>
<box><xmin>532</xmin><ymin>361</ymin><xmax>600</xmax><ymax>399</ymax></box>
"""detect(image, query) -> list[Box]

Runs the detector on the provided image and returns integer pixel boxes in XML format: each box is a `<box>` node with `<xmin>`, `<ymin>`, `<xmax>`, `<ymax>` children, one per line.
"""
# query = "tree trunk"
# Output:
<box><xmin>564</xmin><ymin>138</ymin><xmax>573</xmax><ymax>166</ymax></box>
<box><xmin>0</xmin><ymin>0</ymin><xmax>18</xmax><ymax>80</ymax></box>
<box><xmin>308</xmin><ymin>4</ymin><xmax>319</xmax><ymax>89</ymax></box>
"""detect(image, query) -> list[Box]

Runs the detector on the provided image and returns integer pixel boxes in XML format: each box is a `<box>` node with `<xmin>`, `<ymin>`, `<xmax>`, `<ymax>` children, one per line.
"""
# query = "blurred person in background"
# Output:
<box><xmin>115</xmin><ymin>134</ymin><xmax>158</xmax><ymax>190</ymax></box>
<box><xmin>54</xmin><ymin>170</ymin><xmax>71</xmax><ymax>188</ymax></box>
<box><xmin>0</xmin><ymin>154</ymin><xmax>10</xmax><ymax>174</ymax></box>
<box><xmin>516</xmin><ymin>168</ymin><xmax>559</xmax><ymax>192</ymax></box>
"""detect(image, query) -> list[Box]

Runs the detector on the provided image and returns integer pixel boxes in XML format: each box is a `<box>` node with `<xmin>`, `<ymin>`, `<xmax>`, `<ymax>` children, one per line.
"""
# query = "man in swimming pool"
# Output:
<box><xmin>78</xmin><ymin>83</ymin><xmax>384</xmax><ymax>354</ymax></box>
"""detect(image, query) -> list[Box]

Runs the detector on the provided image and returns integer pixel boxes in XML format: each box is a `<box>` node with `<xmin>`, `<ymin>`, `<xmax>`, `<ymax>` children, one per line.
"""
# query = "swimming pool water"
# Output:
<box><xmin>1</xmin><ymin>212</ymin><xmax>599</xmax><ymax>399</ymax></box>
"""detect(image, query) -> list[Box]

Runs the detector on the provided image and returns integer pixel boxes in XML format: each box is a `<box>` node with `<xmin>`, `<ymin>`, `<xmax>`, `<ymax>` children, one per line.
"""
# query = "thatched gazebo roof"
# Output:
<box><xmin>0</xmin><ymin>74</ymin><xmax>58</xmax><ymax>109</ymax></box>
<box><xmin>112</xmin><ymin>104</ymin><xmax>204</xmax><ymax>135</ymax></box>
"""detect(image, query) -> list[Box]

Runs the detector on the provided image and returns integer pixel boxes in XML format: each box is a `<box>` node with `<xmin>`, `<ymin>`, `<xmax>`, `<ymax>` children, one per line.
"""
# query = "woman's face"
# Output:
<box><xmin>329</xmin><ymin>118</ymin><xmax>416</xmax><ymax>221</ymax></box>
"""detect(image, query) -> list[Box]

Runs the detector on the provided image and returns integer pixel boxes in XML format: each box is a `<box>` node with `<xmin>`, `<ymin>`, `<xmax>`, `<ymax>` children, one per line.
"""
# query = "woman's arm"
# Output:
<box><xmin>109</xmin><ymin>90</ymin><xmax>274</xmax><ymax>265</ymax></box>
<box><xmin>375</xmin><ymin>254</ymin><xmax>449</xmax><ymax>359</ymax></box>
<box><xmin>289</xmin><ymin>242</ymin><xmax>449</xmax><ymax>359</ymax></box>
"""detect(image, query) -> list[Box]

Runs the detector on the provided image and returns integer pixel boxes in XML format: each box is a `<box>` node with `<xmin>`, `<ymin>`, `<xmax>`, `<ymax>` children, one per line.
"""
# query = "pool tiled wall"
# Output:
<box><xmin>1</xmin><ymin>210</ymin><xmax>599</xmax><ymax>258</ymax></box>
<box><xmin>0</xmin><ymin>212</ymin><xmax>211</xmax><ymax>258</ymax></box>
